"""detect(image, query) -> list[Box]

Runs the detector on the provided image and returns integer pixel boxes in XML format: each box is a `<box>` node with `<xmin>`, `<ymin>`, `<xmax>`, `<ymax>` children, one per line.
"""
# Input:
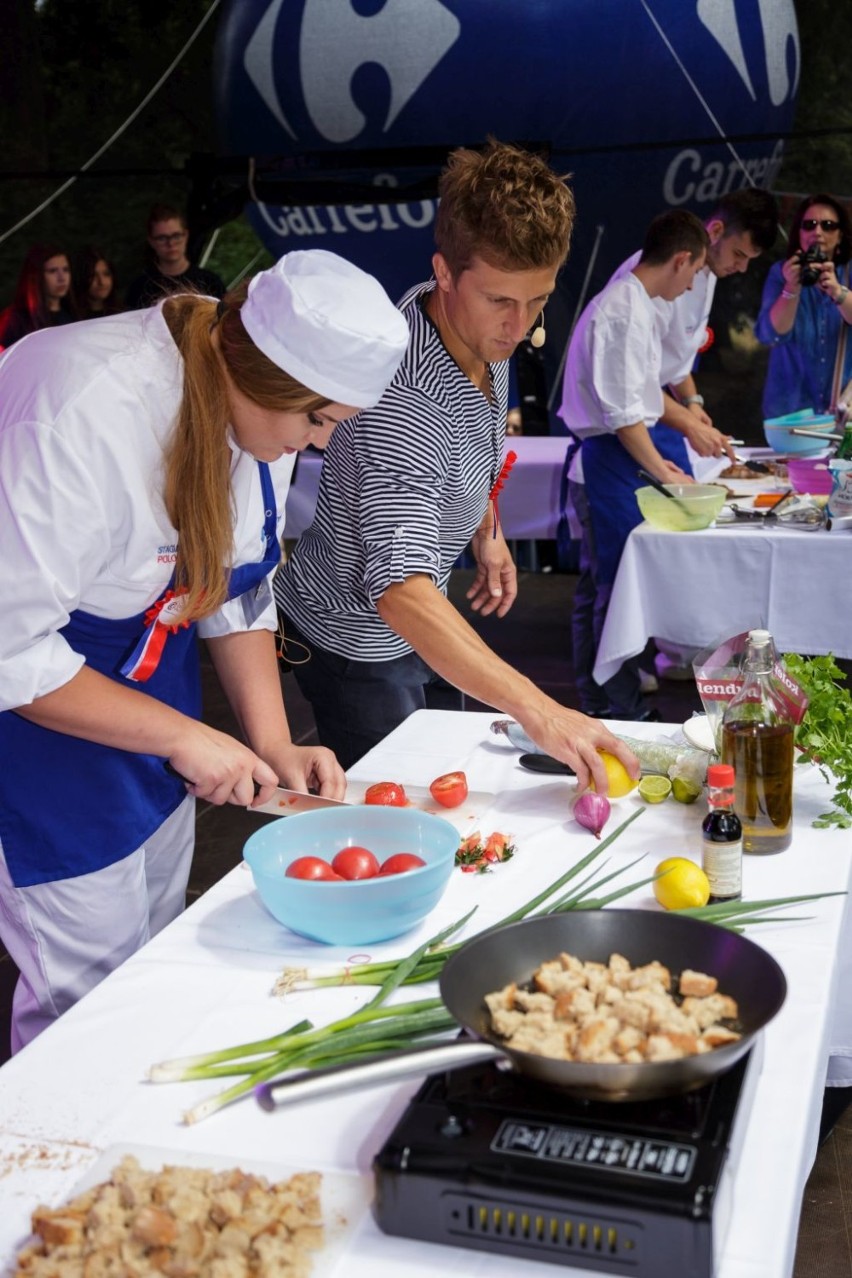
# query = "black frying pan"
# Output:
<box><xmin>256</xmin><ymin>910</ymin><xmax>786</xmax><ymax>1110</ymax></box>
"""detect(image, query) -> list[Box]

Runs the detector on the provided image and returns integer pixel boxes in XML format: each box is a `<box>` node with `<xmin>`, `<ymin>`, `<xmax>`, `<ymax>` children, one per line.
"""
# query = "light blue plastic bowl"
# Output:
<box><xmin>243</xmin><ymin>805</ymin><xmax>459</xmax><ymax>945</ymax></box>
<box><xmin>763</xmin><ymin>410</ymin><xmax>834</xmax><ymax>456</ymax></box>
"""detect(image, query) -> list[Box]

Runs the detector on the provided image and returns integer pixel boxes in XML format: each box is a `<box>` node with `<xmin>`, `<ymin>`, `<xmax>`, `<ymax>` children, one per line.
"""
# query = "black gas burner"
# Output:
<box><xmin>373</xmin><ymin>1046</ymin><xmax>760</xmax><ymax>1276</ymax></box>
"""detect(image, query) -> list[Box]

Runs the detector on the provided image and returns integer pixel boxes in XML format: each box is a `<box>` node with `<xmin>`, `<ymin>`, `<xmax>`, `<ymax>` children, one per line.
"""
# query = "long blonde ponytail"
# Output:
<box><xmin>162</xmin><ymin>288</ymin><xmax>330</xmax><ymax>622</ymax></box>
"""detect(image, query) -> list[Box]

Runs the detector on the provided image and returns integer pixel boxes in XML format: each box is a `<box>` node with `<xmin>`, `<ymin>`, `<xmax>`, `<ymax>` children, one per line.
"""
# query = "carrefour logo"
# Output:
<box><xmin>243</xmin><ymin>0</ymin><xmax>460</xmax><ymax>143</ymax></box>
<box><xmin>697</xmin><ymin>0</ymin><xmax>799</xmax><ymax>103</ymax></box>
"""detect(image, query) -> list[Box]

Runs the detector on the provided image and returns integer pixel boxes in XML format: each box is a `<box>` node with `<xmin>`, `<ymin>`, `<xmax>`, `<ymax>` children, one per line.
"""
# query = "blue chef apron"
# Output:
<box><xmin>0</xmin><ymin>463</ymin><xmax>280</xmax><ymax>888</ymax></box>
<box><xmin>582</xmin><ymin>427</ymin><xmax>693</xmax><ymax>585</ymax></box>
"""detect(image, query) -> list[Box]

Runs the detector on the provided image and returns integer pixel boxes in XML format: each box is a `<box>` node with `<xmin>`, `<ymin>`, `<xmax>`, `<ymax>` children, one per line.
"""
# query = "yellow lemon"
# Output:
<box><xmin>638</xmin><ymin>775</ymin><xmax>672</xmax><ymax>804</ymax></box>
<box><xmin>671</xmin><ymin>777</ymin><xmax>702</xmax><ymax>805</ymax></box>
<box><xmin>653</xmin><ymin>858</ymin><xmax>710</xmax><ymax>910</ymax></box>
<box><xmin>589</xmin><ymin>751</ymin><xmax>638</xmax><ymax>799</ymax></box>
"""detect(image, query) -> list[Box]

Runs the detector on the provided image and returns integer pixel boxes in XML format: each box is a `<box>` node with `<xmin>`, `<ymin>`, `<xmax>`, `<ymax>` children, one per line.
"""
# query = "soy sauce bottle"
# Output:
<box><xmin>701</xmin><ymin>764</ymin><xmax>743</xmax><ymax>904</ymax></box>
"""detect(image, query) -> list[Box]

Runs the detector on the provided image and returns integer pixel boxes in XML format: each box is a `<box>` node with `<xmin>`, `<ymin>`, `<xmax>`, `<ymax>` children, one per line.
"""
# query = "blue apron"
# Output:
<box><xmin>0</xmin><ymin>463</ymin><xmax>280</xmax><ymax>888</ymax></box>
<box><xmin>582</xmin><ymin>427</ymin><xmax>693</xmax><ymax>585</ymax></box>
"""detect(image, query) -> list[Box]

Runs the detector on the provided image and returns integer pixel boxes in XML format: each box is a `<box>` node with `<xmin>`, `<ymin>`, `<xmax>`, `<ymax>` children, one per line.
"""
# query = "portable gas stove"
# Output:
<box><xmin>373</xmin><ymin>1040</ymin><xmax>761</xmax><ymax>1277</ymax></box>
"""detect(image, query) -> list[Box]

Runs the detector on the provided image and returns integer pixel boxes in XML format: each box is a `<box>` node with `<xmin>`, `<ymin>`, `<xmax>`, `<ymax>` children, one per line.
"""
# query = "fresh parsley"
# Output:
<box><xmin>784</xmin><ymin>652</ymin><xmax>852</xmax><ymax>829</ymax></box>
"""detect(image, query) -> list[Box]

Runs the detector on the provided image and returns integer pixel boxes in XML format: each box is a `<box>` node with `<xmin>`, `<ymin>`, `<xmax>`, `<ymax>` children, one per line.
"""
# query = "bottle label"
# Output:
<box><xmin>702</xmin><ymin>839</ymin><xmax>743</xmax><ymax>897</ymax></box>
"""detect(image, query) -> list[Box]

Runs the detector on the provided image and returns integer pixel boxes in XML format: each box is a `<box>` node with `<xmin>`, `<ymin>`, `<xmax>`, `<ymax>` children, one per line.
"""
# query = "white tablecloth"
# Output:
<box><xmin>1</xmin><ymin>710</ymin><xmax>849</xmax><ymax>1278</ymax></box>
<box><xmin>594</xmin><ymin>520</ymin><xmax>852</xmax><ymax>686</ymax></box>
<box><xmin>285</xmin><ymin>436</ymin><xmax>572</xmax><ymax>541</ymax></box>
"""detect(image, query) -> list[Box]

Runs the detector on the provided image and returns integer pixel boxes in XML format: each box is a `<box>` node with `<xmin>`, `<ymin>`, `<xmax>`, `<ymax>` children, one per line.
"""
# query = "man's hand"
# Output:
<box><xmin>517</xmin><ymin>707</ymin><xmax>640</xmax><ymax>794</ymax></box>
<box><xmin>681</xmin><ymin>417</ymin><xmax>736</xmax><ymax>461</ymax></box>
<box><xmin>467</xmin><ymin>525</ymin><xmax>518</xmax><ymax>617</ymax></box>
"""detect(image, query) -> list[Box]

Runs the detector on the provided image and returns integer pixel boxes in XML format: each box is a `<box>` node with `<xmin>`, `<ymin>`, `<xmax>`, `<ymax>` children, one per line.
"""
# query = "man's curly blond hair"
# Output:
<box><xmin>435</xmin><ymin>138</ymin><xmax>575</xmax><ymax>278</ymax></box>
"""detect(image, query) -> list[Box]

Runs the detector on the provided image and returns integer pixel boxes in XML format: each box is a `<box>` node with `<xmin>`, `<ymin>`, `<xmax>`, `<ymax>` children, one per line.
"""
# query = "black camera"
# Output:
<box><xmin>798</xmin><ymin>245</ymin><xmax>828</xmax><ymax>287</ymax></box>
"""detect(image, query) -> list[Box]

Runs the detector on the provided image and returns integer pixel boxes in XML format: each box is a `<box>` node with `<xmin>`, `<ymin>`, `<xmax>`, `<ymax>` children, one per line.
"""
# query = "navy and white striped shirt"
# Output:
<box><xmin>275</xmin><ymin>280</ymin><xmax>509</xmax><ymax>661</ymax></box>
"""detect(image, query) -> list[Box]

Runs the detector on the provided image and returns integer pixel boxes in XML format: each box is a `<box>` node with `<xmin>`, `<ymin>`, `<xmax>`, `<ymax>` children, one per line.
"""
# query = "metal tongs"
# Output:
<box><xmin>723</xmin><ymin>489</ymin><xmax>825</xmax><ymax>529</ymax></box>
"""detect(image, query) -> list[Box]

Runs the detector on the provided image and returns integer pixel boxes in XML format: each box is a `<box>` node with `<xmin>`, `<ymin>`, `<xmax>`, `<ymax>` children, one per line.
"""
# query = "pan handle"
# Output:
<box><xmin>255</xmin><ymin>1040</ymin><xmax>504</xmax><ymax>1110</ymax></box>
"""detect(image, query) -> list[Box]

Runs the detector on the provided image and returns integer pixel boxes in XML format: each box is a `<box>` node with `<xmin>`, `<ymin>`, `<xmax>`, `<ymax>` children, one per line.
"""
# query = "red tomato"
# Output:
<box><xmin>364</xmin><ymin>781</ymin><xmax>408</xmax><ymax>807</ymax></box>
<box><xmin>429</xmin><ymin>770</ymin><xmax>469</xmax><ymax>809</ymax></box>
<box><xmin>379</xmin><ymin>853</ymin><xmax>427</xmax><ymax>876</ymax></box>
<box><xmin>285</xmin><ymin>856</ymin><xmax>341</xmax><ymax>881</ymax></box>
<box><xmin>332</xmin><ymin>845</ymin><xmax>381</xmax><ymax>880</ymax></box>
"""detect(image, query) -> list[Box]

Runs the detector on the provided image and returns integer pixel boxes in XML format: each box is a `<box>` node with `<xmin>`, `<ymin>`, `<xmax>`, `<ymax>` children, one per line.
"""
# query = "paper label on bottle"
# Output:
<box><xmin>702</xmin><ymin>840</ymin><xmax>743</xmax><ymax>898</ymax></box>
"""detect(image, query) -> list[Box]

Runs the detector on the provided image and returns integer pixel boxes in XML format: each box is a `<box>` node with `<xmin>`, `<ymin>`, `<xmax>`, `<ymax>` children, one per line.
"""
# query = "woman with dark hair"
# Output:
<box><xmin>125</xmin><ymin>203</ymin><xmax>225</xmax><ymax>309</ymax></box>
<box><xmin>0</xmin><ymin>243</ymin><xmax>77</xmax><ymax>348</ymax></box>
<box><xmin>756</xmin><ymin>192</ymin><xmax>852</xmax><ymax>417</ymax></box>
<box><xmin>74</xmin><ymin>246</ymin><xmax>123</xmax><ymax>318</ymax></box>
<box><xmin>0</xmin><ymin>249</ymin><xmax>408</xmax><ymax>1050</ymax></box>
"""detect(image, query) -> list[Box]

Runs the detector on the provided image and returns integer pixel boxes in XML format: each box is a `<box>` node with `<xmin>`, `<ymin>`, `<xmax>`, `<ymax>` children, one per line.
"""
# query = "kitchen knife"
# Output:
<box><xmin>165</xmin><ymin>762</ymin><xmax>347</xmax><ymax>814</ymax></box>
<box><xmin>255</xmin><ymin>787</ymin><xmax>349</xmax><ymax>816</ymax></box>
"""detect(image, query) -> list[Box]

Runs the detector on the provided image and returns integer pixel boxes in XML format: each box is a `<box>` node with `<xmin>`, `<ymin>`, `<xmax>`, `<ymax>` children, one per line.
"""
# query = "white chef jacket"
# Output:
<box><xmin>0</xmin><ymin>306</ymin><xmax>295</xmax><ymax>712</ymax></box>
<box><xmin>614</xmin><ymin>250</ymin><xmax>716</xmax><ymax>386</ymax></box>
<box><xmin>558</xmin><ymin>271</ymin><xmax>664</xmax><ymax>482</ymax></box>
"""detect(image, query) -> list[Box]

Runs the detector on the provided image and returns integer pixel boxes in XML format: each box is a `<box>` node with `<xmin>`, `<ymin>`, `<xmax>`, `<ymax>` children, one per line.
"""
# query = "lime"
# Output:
<box><xmin>638</xmin><ymin>775</ymin><xmax>672</xmax><ymax>804</ymax></box>
<box><xmin>589</xmin><ymin>751</ymin><xmax>638</xmax><ymax>799</ymax></box>
<box><xmin>671</xmin><ymin>777</ymin><xmax>702</xmax><ymax>805</ymax></box>
<box><xmin>653</xmin><ymin>858</ymin><xmax>710</xmax><ymax>910</ymax></box>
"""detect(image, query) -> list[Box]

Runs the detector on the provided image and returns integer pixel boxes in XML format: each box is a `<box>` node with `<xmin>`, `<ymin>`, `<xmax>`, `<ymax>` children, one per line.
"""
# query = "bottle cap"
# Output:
<box><xmin>707</xmin><ymin>764</ymin><xmax>735</xmax><ymax>786</ymax></box>
<box><xmin>749</xmin><ymin>629</ymin><xmax>771</xmax><ymax>644</ymax></box>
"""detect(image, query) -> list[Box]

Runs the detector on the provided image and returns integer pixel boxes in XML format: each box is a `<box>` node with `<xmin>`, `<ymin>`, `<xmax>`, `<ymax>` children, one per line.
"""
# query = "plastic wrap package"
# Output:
<box><xmin>692</xmin><ymin>632</ymin><xmax>808</xmax><ymax>751</ymax></box>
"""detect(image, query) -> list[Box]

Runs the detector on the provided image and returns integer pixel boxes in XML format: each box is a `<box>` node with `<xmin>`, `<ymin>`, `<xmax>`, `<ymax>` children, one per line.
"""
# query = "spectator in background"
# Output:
<box><xmin>0</xmin><ymin>243</ymin><xmax>77</xmax><ymax>349</ymax></box>
<box><xmin>125</xmin><ymin>204</ymin><xmax>225</xmax><ymax>310</ymax></box>
<box><xmin>756</xmin><ymin>192</ymin><xmax>852</xmax><ymax>418</ymax></box>
<box><xmin>74</xmin><ymin>247</ymin><xmax>123</xmax><ymax>318</ymax></box>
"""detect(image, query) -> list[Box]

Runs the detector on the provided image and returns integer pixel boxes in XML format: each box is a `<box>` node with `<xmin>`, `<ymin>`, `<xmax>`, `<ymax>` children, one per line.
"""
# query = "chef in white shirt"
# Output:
<box><xmin>0</xmin><ymin>249</ymin><xmax>408</xmax><ymax>1050</ymax></box>
<box><xmin>612</xmin><ymin>188</ymin><xmax>779</xmax><ymax>679</ymax></box>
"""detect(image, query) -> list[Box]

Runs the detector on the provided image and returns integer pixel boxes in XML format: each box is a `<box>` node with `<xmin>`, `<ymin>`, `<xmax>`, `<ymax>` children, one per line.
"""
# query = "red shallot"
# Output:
<box><xmin>571</xmin><ymin>790</ymin><xmax>611</xmax><ymax>839</ymax></box>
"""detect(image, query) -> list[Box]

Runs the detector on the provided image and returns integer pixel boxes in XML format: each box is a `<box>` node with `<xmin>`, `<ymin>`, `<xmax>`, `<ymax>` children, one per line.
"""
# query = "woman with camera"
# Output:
<box><xmin>756</xmin><ymin>193</ymin><xmax>852</xmax><ymax>417</ymax></box>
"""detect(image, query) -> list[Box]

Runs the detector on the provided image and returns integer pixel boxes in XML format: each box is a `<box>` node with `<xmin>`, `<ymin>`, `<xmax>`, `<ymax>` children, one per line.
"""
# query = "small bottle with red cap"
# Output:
<box><xmin>701</xmin><ymin>764</ymin><xmax>743</xmax><ymax>904</ymax></box>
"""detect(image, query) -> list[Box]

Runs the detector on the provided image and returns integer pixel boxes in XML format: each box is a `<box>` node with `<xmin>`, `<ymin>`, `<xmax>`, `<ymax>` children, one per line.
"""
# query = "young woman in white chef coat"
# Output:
<box><xmin>0</xmin><ymin>249</ymin><xmax>409</xmax><ymax>1051</ymax></box>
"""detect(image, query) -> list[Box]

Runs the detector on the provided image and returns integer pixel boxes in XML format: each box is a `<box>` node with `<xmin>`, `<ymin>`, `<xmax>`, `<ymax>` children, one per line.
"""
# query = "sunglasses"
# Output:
<box><xmin>801</xmin><ymin>218</ymin><xmax>840</xmax><ymax>232</ymax></box>
<box><xmin>151</xmin><ymin>231</ymin><xmax>187</xmax><ymax>246</ymax></box>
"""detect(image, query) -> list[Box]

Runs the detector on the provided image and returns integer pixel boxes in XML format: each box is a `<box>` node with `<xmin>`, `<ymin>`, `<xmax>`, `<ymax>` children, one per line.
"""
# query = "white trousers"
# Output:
<box><xmin>0</xmin><ymin>797</ymin><xmax>195</xmax><ymax>1053</ymax></box>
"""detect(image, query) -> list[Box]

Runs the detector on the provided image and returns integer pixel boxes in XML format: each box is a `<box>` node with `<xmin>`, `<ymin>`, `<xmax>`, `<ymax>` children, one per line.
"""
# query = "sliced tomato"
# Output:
<box><xmin>429</xmin><ymin>770</ymin><xmax>469</xmax><ymax>809</ymax></box>
<box><xmin>285</xmin><ymin>856</ymin><xmax>342</xmax><ymax>880</ymax></box>
<box><xmin>332</xmin><ymin>845</ymin><xmax>381</xmax><ymax>880</ymax></box>
<box><xmin>364</xmin><ymin>781</ymin><xmax>408</xmax><ymax>807</ymax></box>
<box><xmin>379</xmin><ymin>853</ymin><xmax>427</xmax><ymax>875</ymax></box>
<box><xmin>458</xmin><ymin>831</ymin><xmax>482</xmax><ymax>855</ymax></box>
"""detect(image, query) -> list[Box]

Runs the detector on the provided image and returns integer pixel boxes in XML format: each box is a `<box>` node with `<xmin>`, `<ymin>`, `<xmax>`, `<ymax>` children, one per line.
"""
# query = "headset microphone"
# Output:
<box><xmin>530</xmin><ymin>311</ymin><xmax>546</xmax><ymax>348</ymax></box>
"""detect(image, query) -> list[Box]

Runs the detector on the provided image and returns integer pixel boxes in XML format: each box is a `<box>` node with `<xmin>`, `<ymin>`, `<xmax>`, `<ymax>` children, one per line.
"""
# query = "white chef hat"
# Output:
<box><xmin>240</xmin><ymin>249</ymin><xmax>408</xmax><ymax>408</ymax></box>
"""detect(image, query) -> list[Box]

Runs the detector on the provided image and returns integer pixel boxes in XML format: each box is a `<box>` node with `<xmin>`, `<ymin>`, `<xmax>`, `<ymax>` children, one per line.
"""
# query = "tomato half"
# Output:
<box><xmin>364</xmin><ymin>781</ymin><xmax>408</xmax><ymax>807</ymax></box>
<box><xmin>285</xmin><ymin>856</ymin><xmax>342</xmax><ymax>881</ymax></box>
<box><xmin>379</xmin><ymin>853</ymin><xmax>427</xmax><ymax>876</ymax></box>
<box><xmin>429</xmin><ymin>770</ymin><xmax>469</xmax><ymax>809</ymax></box>
<box><xmin>331</xmin><ymin>845</ymin><xmax>381</xmax><ymax>880</ymax></box>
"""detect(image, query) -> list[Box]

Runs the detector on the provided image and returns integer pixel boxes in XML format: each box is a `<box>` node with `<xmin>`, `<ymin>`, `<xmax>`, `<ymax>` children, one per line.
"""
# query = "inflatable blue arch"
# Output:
<box><xmin>213</xmin><ymin>0</ymin><xmax>799</xmax><ymax>401</ymax></box>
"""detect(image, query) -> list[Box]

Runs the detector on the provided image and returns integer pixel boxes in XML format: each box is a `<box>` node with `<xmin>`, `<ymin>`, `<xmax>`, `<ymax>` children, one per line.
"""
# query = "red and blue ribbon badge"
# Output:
<box><xmin>119</xmin><ymin>589</ymin><xmax>192</xmax><ymax>683</ymax></box>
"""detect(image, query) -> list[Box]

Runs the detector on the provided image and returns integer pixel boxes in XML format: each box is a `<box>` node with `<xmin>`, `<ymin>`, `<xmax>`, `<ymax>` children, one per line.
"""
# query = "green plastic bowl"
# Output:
<box><xmin>635</xmin><ymin>483</ymin><xmax>726</xmax><ymax>531</ymax></box>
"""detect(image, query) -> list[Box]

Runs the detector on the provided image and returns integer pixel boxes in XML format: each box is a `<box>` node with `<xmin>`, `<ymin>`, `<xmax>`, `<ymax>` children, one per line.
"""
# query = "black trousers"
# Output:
<box><xmin>279</xmin><ymin>615</ymin><xmax>463</xmax><ymax>771</ymax></box>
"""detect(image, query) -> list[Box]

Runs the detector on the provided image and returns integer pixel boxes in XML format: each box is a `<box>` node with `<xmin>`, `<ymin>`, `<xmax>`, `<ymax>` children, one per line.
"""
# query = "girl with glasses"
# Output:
<box><xmin>756</xmin><ymin>192</ymin><xmax>852</xmax><ymax>417</ymax></box>
<box><xmin>125</xmin><ymin>203</ymin><xmax>226</xmax><ymax>310</ymax></box>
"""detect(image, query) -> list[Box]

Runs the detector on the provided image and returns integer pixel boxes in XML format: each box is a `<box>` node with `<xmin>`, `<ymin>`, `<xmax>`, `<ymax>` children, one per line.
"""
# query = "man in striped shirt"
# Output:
<box><xmin>275</xmin><ymin>140</ymin><xmax>639</xmax><ymax>794</ymax></box>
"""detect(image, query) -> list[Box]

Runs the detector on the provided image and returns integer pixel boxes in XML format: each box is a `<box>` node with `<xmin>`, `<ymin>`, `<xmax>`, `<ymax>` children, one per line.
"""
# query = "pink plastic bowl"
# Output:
<box><xmin>786</xmin><ymin>457</ymin><xmax>834</xmax><ymax>495</ymax></box>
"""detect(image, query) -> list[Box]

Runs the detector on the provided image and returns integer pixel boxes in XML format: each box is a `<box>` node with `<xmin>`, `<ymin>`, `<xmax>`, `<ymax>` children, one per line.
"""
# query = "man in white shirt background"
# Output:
<box><xmin>559</xmin><ymin>209</ymin><xmax>709</xmax><ymax>720</ymax></box>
